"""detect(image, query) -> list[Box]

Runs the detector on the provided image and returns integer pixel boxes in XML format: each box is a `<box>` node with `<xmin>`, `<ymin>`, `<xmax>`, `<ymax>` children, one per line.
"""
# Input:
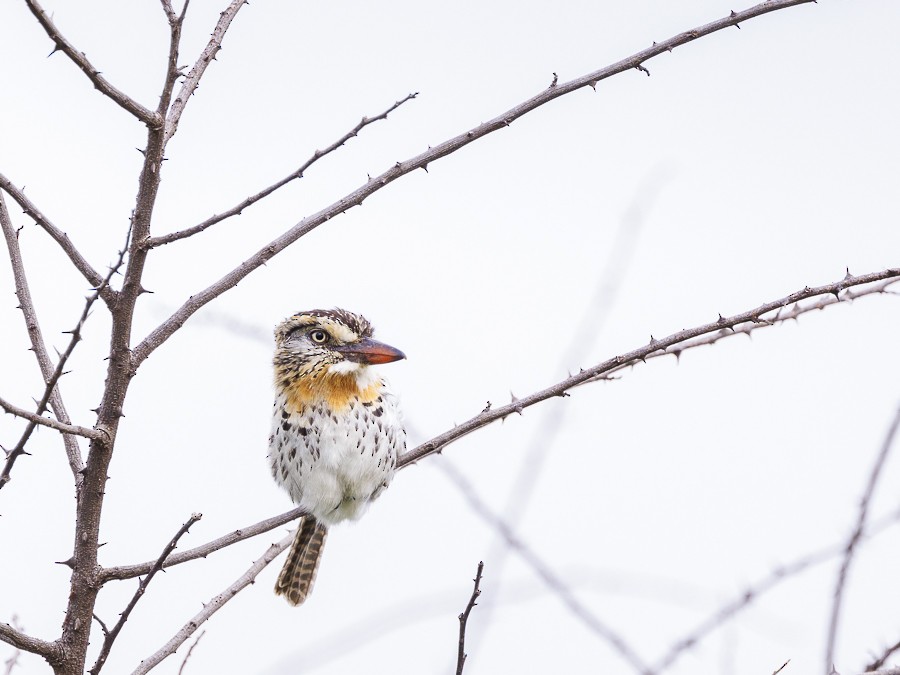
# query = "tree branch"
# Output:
<box><xmin>825</xmin><ymin>403</ymin><xmax>900</xmax><ymax>672</ymax></box>
<box><xmin>456</xmin><ymin>561</ymin><xmax>484</xmax><ymax>675</ymax></box>
<box><xmin>100</xmin><ymin>506</ymin><xmax>306</xmax><ymax>582</ymax></box>
<box><xmin>89</xmin><ymin>514</ymin><xmax>202</xmax><ymax>675</ymax></box>
<box><xmin>0</xmin><ymin>174</ymin><xmax>112</xmax><ymax>305</ymax></box>
<box><xmin>130</xmin><ymin>0</ymin><xmax>817</xmax><ymax>369</ymax></box>
<box><xmin>0</xmin><ymin>621</ymin><xmax>59</xmax><ymax>663</ymax></box>
<box><xmin>131</xmin><ymin>534</ymin><xmax>293</xmax><ymax>675</ymax></box>
<box><xmin>147</xmin><ymin>93</ymin><xmax>418</xmax><ymax>248</ymax></box>
<box><xmin>0</xmin><ymin>192</ymin><xmax>84</xmax><ymax>487</ymax></box>
<box><xmin>163</xmin><ymin>0</ymin><xmax>248</xmax><ymax>143</ymax></box>
<box><xmin>397</xmin><ymin>269</ymin><xmax>900</xmax><ymax>469</ymax></box>
<box><xmin>0</xmin><ymin>395</ymin><xmax>100</xmax><ymax>439</ymax></box>
<box><xmin>23</xmin><ymin>0</ymin><xmax>159</xmax><ymax>125</ymax></box>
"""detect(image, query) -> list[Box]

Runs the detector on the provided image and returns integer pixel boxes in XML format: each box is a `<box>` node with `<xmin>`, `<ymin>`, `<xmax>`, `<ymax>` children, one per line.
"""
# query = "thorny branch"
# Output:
<box><xmin>90</xmin><ymin>514</ymin><xmax>202</xmax><ymax>675</ymax></box>
<box><xmin>23</xmin><ymin>0</ymin><xmax>158</xmax><ymax>125</ymax></box>
<box><xmin>148</xmin><ymin>93</ymin><xmax>419</xmax><ymax>248</ymax></box>
<box><xmin>0</xmin><ymin>395</ymin><xmax>100</xmax><ymax>440</ymax></box>
<box><xmin>825</xmin><ymin>403</ymin><xmax>900</xmax><ymax>672</ymax></box>
<box><xmin>131</xmin><ymin>534</ymin><xmax>293</xmax><ymax>675</ymax></box>
<box><xmin>398</xmin><ymin>269</ymin><xmax>900</xmax><ymax>468</ymax></box>
<box><xmin>0</xmin><ymin>174</ymin><xmax>112</xmax><ymax>304</ymax></box>
<box><xmin>130</xmin><ymin>0</ymin><xmax>819</xmax><ymax>370</ymax></box>
<box><xmin>0</xmin><ymin>213</ymin><xmax>129</xmax><ymax>492</ymax></box>
<box><xmin>456</xmin><ymin>561</ymin><xmax>484</xmax><ymax>675</ymax></box>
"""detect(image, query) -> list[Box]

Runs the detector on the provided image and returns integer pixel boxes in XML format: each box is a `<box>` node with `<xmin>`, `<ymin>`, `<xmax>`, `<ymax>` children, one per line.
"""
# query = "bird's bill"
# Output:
<box><xmin>335</xmin><ymin>338</ymin><xmax>406</xmax><ymax>365</ymax></box>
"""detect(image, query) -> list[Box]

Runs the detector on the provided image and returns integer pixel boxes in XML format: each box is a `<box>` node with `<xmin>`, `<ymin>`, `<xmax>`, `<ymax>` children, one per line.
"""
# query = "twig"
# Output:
<box><xmin>456</xmin><ymin>561</ymin><xmax>484</xmax><ymax>675</ymax></box>
<box><xmin>149</xmin><ymin>93</ymin><xmax>418</xmax><ymax>248</ymax></box>
<box><xmin>89</xmin><ymin>514</ymin><xmax>202</xmax><ymax>675</ymax></box>
<box><xmin>439</xmin><ymin>460</ymin><xmax>651</xmax><ymax>674</ymax></box>
<box><xmin>100</xmin><ymin>506</ymin><xmax>306</xmax><ymax>582</ymax></box>
<box><xmin>0</xmin><ymin>209</ymin><xmax>129</xmax><ymax>491</ymax></box>
<box><xmin>177</xmin><ymin>631</ymin><xmax>205</xmax><ymax>675</ymax></box>
<box><xmin>130</xmin><ymin>0</ymin><xmax>818</xmax><ymax>369</ymax></box>
<box><xmin>398</xmin><ymin>269</ymin><xmax>900</xmax><ymax>469</ymax></box>
<box><xmin>22</xmin><ymin>0</ymin><xmax>158</xmax><ymax>125</ymax></box>
<box><xmin>773</xmin><ymin>660</ymin><xmax>791</xmax><ymax>675</ymax></box>
<box><xmin>866</xmin><ymin>639</ymin><xmax>900</xmax><ymax>673</ymax></box>
<box><xmin>654</xmin><ymin>505</ymin><xmax>900</xmax><ymax>672</ymax></box>
<box><xmin>861</xmin><ymin>669</ymin><xmax>900</xmax><ymax>675</ymax></box>
<box><xmin>0</xmin><ymin>620</ymin><xmax>58</xmax><ymax>661</ymax></box>
<box><xmin>825</xmin><ymin>403</ymin><xmax>900</xmax><ymax>673</ymax></box>
<box><xmin>163</xmin><ymin>0</ymin><xmax>248</xmax><ymax>143</ymax></box>
<box><xmin>131</xmin><ymin>533</ymin><xmax>293</xmax><ymax>675</ymax></box>
<box><xmin>0</xmin><ymin>395</ymin><xmax>100</xmax><ymax>439</ymax></box>
<box><xmin>0</xmin><ymin>193</ymin><xmax>84</xmax><ymax>486</ymax></box>
<box><xmin>0</xmin><ymin>174</ymin><xmax>111</xmax><ymax>303</ymax></box>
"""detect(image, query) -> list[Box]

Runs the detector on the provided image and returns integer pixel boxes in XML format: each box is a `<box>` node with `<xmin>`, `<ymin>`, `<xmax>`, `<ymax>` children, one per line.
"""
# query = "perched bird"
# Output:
<box><xmin>268</xmin><ymin>308</ymin><xmax>406</xmax><ymax>605</ymax></box>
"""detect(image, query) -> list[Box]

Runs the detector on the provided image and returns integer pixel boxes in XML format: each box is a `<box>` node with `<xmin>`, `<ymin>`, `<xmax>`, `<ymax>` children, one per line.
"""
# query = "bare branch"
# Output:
<box><xmin>164</xmin><ymin>0</ymin><xmax>248</xmax><ymax>143</ymax></box>
<box><xmin>0</xmin><ymin>175</ymin><xmax>112</xmax><ymax>304</ymax></box>
<box><xmin>22</xmin><ymin>0</ymin><xmax>158</xmax><ymax>125</ymax></box>
<box><xmin>456</xmin><ymin>561</ymin><xmax>484</xmax><ymax>675</ymax></box>
<box><xmin>100</xmin><ymin>506</ymin><xmax>306</xmax><ymax>582</ymax></box>
<box><xmin>0</xmin><ymin>620</ymin><xmax>59</xmax><ymax>662</ymax></box>
<box><xmin>0</xmin><ymin>209</ymin><xmax>129</xmax><ymax>491</ymax></box>
<box><xmin>862</xmin><ymin>669</ymin><xmax>900</xmax><ymax>675</ymax></box>
<box><xmin>90</xmin><ymin>514</ymin><xmax>202</xmax><ymax>675</ymax></box>
<box><xmin>0</xmin><ymin>395</ymin><xmax>100</xmax><ymax>439</ymax></box>
<box><xmin>655</xmin><ymin>505</ymin><xmax>900</xmax><ymax>672</ymax></box>
<box><xmin>825</xmin><ymin>403</ymin><xmax>900</xmax><ymax>672</ymax></box>
<box><xmin>148</xmin><ymin>93</ymin><xmax>419</xmax><ymax>248</ymax></box>
<box><xmin>177</xmin><ymin>631</ymin><xmax>205</xmax><ymax>675</ymax></box>
<box><xmin>131</xmin><ymin>0</ymin><xmax>818</xmax><ymax>369</ymax></box>
<box><xmin>438</xmin><ymin>460</ymin><xmax>651</xmax><ymax>673</ymax></box>
<box><xmin>131</xmin><ymin>534</ymin><xmax>293</xmax><ymax>675</ymax></box>
<box><xmin>866</xmin><ymin>640</ymin><xmax>900</xmax><ymax>673</ymax></box>
<box><xmin>398</xmin><ymin>269</ymin><xmax>900</xmax><ymax>469</ymax></box>
<box><xmin>0</xmin><ymin>192</ymin><xmax>84</xmax><ymax>486</ymax></box>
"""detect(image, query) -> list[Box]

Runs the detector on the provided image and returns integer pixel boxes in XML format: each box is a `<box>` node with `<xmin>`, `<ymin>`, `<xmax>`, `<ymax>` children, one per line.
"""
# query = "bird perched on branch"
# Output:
<box><xmin>268</xmin><ymin>308</ymin><xmax>406</xmax><ymax>605</ymax></box>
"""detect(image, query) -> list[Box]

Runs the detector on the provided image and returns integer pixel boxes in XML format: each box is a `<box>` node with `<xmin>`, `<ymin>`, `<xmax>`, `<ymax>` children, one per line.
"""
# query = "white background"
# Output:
<box><xmin>1</xmin><ymin>1</ymin><xmax>899</xmax><ymax>674</ymax></box>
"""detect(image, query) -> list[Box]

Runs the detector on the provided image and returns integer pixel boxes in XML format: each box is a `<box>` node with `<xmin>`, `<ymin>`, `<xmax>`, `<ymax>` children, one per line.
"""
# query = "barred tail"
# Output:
<box><xmin>275</xmin><ymin>516</ymin><xmax>328</xmax><ymax>606</ymax></box>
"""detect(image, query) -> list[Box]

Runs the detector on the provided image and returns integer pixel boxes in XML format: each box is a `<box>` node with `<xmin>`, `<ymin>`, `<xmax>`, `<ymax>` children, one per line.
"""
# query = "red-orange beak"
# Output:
<box><xmin>335</xmin><ymin>337</ymin><xmax>406</xmax><ymax>365</ymax></box>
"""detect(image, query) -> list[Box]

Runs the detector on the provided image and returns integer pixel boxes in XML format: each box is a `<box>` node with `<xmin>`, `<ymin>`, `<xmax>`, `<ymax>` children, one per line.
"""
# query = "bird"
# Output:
<box><xmin>268</xmin><ymin>308</ymin><xmax>407</xmax><ymax>606</ymax></box>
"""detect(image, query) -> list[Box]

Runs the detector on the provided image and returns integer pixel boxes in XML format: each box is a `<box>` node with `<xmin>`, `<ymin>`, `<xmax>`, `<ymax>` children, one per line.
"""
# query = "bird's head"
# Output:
<box><xmin>273</xmin><ymin>308</ymin><xmax>405</xmax><ymax>410</ymax></box>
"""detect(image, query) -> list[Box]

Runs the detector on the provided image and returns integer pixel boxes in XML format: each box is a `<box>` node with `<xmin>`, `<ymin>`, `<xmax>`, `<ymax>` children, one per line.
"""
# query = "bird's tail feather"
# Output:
<box><xmin>275</xmin><ymin>516</ymin><xmax>328</xmax><ymax>606</ymax></box>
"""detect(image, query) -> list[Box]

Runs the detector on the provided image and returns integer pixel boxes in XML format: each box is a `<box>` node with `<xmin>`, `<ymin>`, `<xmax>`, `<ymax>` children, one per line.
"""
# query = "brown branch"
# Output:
<box><xmin>131</xmin><ymin>534</ymin><xmax>293</xmax><ymax>675</ymax></box>
<box><xmin>397</xmin><ymin>269</ymin><xmax>900</xmax><ymax>469</ymax></box>
<box><xmin>0</xmin><ymin>192</ymin><xmax>84</xmax><ymax>487</ymax></box>
<box><xmin>89</xmin><ymin>514</ymin><xmax>202</xmax><ymax>675</ymax></box>
<box><xmin>0</xmin><ymin>210</ymin><xmax>128</xmax><ymax>491</ymax></box>
<box><xmin>0</xmin><ymin>620</ymin><xmax>59</xmax><ymax>663</ymax></box>
<box><xmin>456</xmin><ymin>561</ymin><xmax>484</xmax><ymax>675</ymax></box>
<box><xmin>147</xmin><ymin>93</ymin><xmax>419</xmax><ymax>248</ymax></box>
<box><xmin>163</xmin><ymin>0</ymin><xmax>248</xmax><ymax>143</ymax></box>
<box><xmin>0</xmin><ymin>175</ymin><xmax>112</xmax><ymax>304</ymax></box>
<box><xmin>439</xmin><ymin>460</ymin><xmax>651</xmax><ymax>674</ymax></box>
<box><xmin>866</xmin><ymin>640</ymin><xmax>900</xmax><ymax>673</ymax></box>
<box><xmin>100</xmin><ymin>506</ymin><xmax>306</xmax><ymax>582</ymax></box>
<box><xmin>130</xmin><ymin>0</ymin><xmax>817</xmax><ymax>369</ymax></box>
<box><xmin>0</xmin><ymin>395</ymin><xmax>100</xmax><ymax>440</ymax></box>
<box><xmin>654</xmin><ymin>505</ymin><xmax>900</xmax><ymax>672</ymax></box>
<box><xmin>825</xmin><ymin>403</ymin><xmax>900</xmax><ymax>672</ymax></box>
<box><xmin>23</xmin><ymin>0</ymin><xmax>158</xmax><ymax>125</ymax></box>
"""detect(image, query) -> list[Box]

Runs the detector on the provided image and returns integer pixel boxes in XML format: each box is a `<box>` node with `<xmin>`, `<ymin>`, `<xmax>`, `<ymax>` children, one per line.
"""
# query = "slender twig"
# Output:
<box><xmin>163</xmin><ymin>0</ymin><xmax>248</xmax><ymax>143</ymax></box>
<box><xmin>866</xmin><ymin>639</ymin><xmax>900</xmax><ymax>672</ymax></box>
<box><xmin>22</xmin><ymin>0</ymin><xmax>158</xmax><ymax>125</ymax></box>
<box><xmin>0</xmin><ymin>175</ymin><xmax>111</xmax><ymax>303</ymax></box>
<box><xmin>177</xmin><ymin>631</ymin><xmax>205</xmax><ymax>675</ymax></box>
<box><xmin>131</xmin><ymin>0</ymin><xmax>818</xmax><ymax>369</ymax></box>
<box><xmin>148</xmin><ymin>93</ymin><xmax>418</xmax><ymax>248</ymax></box>
<box><xmin>100</xmin><ymin>506</ymin><xmax>306</xmax><ymax>582</ymax></box>
<box><xmin>89</xmin><ymin>514</ymin><xmax>202</xmax><ymax>675</ymax></box>
<box><xmin>654</xmin><ymin>505</ymin><xmax>900</xmax><ymax>672</ymax></box>
<box><xmin>0</xmin><ymin>395</ymin><xmax>100</xmax><ymax>439</ymax></box>
<box><xmin>131</xmin><ymin>534</ymin><xmax>293</xmax><ymax>675</ymax></box>
<box><xmin>825</xmin><ymin>403</ymin><xmax>900</xmax><ymax>673</ymax></box>
<box><xmin>772</xmin><ymin>660</ymin><xmax>791</xmax><ymax>675</ymax></box>
<box><xmin>398</xmin><ymin>269</ymin><xmax>900</xmax><ymax>469</ymax></box>
<box><xmin>0</xmin><ymin>212</ymin><xmax>129</xmax><ymax>491</ymax></box>
<box><xmin>439</xmin><ymin>460</ymin><xmax>651</xmax><ymax>674</ymax></box>
<box><xmin>456</xmin><ymin>561</ymin><xmax>484</xmax><ymax>675</ymax></box>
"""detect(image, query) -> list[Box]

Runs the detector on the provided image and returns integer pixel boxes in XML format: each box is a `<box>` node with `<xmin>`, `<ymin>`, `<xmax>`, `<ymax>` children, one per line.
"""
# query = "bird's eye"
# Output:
<box><xmin>309</xmin><ymin>329</ymin><xmax>329</xmax><ymax>344</ymax></box>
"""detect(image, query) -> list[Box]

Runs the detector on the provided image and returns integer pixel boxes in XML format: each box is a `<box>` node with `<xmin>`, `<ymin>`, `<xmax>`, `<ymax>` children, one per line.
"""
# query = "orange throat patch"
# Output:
<box><xmin>279</xmin><ymin>371</ymin><xmax>381</xmax><ymax>415</ymax></box>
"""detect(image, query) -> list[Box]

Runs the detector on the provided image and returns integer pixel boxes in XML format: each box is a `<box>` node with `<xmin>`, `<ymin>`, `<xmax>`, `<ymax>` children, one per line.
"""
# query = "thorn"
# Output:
<box><xmin>510</xmin><ymin>391</ymin><xmax>519</xmax><ymax>403</ymax></box>
<box><xmin>635</xmin><ymin>64</ymin><xmax>650</xmax><ymax>76</ymax></box>
<box><xmin>717</xmin><ymin>314</ymin><xmax>726</xmax><ymax>324</ymax></box>
<box><xmin>421</xmin><ymin>164</ymin><xmax>429</xmax><ymax>173</ymax></box>
<box><xmin>56</xmin><ymin>556</ymin><xmax>76</xmax><ymax>568</ymax></box>
<box><xmin>481</xmin><ymin>401</ymin><xmax>492</xmax><ymax>413</ymax></box>
<box><xmin>588</xmin><ymin>81</ymin><xmax>598</xmax><ymax>91</ymax></box>
<box><xmin>550</xmin><ymin>72</ymin><xmax>558</xmax><ymax>87</ymax></box>
<box><xmin>844</xmin><ymin>267</ymin><xmax>853</xmax><ymax>280</ymax></box>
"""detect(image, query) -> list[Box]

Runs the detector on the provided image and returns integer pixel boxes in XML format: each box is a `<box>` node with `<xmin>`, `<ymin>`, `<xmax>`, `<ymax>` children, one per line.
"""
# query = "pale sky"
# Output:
<box><xmin>1</xmin><ymin>1</ymin><xmax>899</xmax><ymax>674</ymax></box>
